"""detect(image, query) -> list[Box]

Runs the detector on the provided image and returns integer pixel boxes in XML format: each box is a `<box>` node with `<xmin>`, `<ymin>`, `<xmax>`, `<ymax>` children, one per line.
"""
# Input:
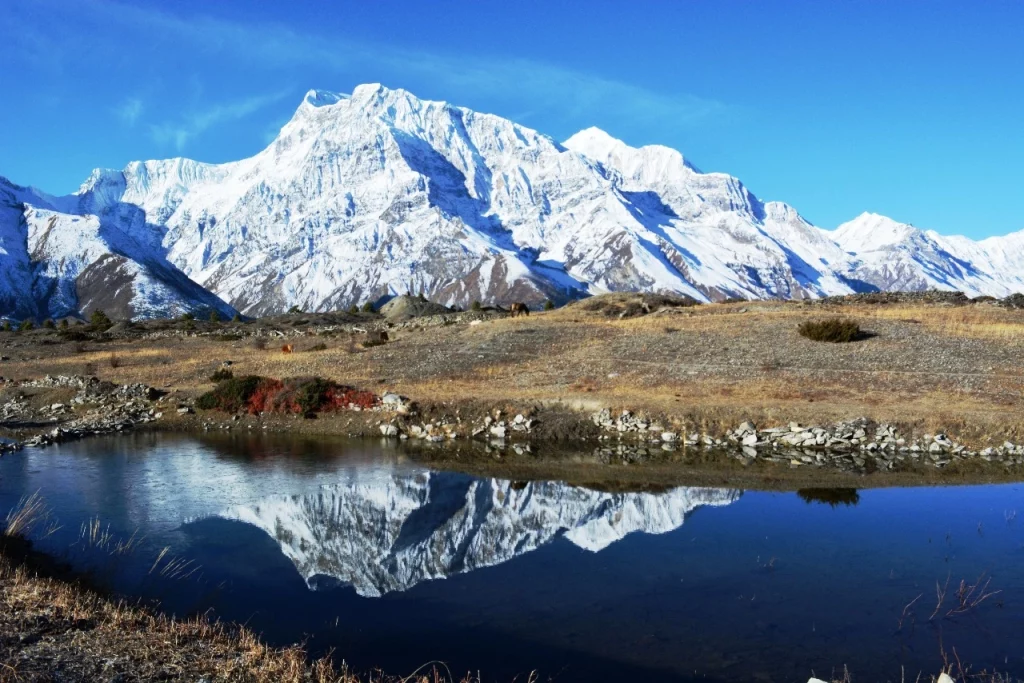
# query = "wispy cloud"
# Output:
<box><xmin>76</xmin><ymin>0</ymin><xmax>727</xmax><ymax>135</ymax></box>
<box><xmin>115</xmin><ymin>97</ymin><xmax>144</xmax><ymax>126</ymax></box>
<box><xmin>149</xmin><ymin>91</ymin><xmax>290</xmax><ymax>151</ymax></box>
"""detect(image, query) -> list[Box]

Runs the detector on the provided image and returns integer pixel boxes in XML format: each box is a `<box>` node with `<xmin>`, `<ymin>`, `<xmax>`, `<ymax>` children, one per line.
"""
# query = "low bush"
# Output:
<box><xmin>18</xmin><ymin>320</ymin><xmax>33</xmax><ymax>332</ymax></box>
<box><xmin>797</xmin><ymin>317</ymin><xmax>863</xmax><ymax>343</ymax></box>
<box><xmin>60</xmin><ymin>329</ymin><xmax>92</xmax><ymax>342</ymax></box>
<box><xmin>195</xmin><ymin>375</ymin><xmax>380</xmax><ymax>415</ymax></box>
<box><xmin>209</xmin><ymin>368</ymin><xmax>234</xmax><ymax>382</ymax></box>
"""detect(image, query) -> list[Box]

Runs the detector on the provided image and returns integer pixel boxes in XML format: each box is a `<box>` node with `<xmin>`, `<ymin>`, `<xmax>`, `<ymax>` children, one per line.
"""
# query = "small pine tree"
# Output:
<box><xmin>1</xmin><ymin>320</ymin><xmax>10</xmax><ymax>332</ymax></box>
<box><xmin>18</xmin><ymin>319</ymin><xmax>33</xmax><ymax>332</ymax></box>
<box><xmin>287</xmin><ymin>305</ymin><xmax>303</xmax><ymax>314</ymax></box>
<box><xmin>43</xmin><ymin>318</ymin><xmax>56</xmax><ymax>329</ymax></box>
<box><xmin>59</xmin><ymin>318</ymin><xmax>69</xmax><ymax>330</ymax></box>
<box><xmin>90</xmin><ymin>309</ymin><xmax>112</xmax><ymax>331</ymax></box>
<box><xmin>470</xmin><ymin>300</ymin><xmax>482</xmax><ymax>312</ymax></box>
<box><xmin>209</xmin><ymin>310</ymin><xmax>220</xmax><ymax>323</ymax></box>
<box><xmin>232</xmin><ymin>313</ymin><xmax>242</xmax><ymax>323</ymax></box>
<box><xmin>544</xmin><ymin>300</ymin><xmax>555</xmax><ymax>311</ymax></box>
<box><xmin>348</xmin><ymin>304</ymin><xmax>360</xmax><ymax>315</ymax></box>
<box><xmin>361</xmin><ymin>301</ymin><xmax>375</xmax><ymax>314</ymax></box>
<box><xmin>180</xmin><ymin>312</ymin><xmax>195</xmax><ymax>322</ymax></box>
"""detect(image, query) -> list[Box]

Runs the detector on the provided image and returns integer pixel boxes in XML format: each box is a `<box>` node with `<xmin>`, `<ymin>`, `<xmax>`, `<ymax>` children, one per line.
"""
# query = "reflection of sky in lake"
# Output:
<box><xmin>1</xmin><ymin>433</ymin><xmax>1022</xmax><ymax>683</ymax></box>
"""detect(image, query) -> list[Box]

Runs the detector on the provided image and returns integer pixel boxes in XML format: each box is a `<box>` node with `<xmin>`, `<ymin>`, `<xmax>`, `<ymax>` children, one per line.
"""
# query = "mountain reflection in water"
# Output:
<box><xmin>206</xmin><ymin>469</ymin><xmax>741</xmax><ymax>596</ymax></box>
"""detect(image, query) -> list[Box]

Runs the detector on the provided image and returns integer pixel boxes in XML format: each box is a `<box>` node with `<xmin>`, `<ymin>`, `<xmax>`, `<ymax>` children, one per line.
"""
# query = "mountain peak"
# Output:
<box><xmin>565</xmin><ymin>127</ymin><xmax>700</xmax><ymax>175</ymax></box>
<box><xmin>302</xmin><ymin>89</ymin><xmax>345</xmax><ymax>108</ymax></box>
<box><xmin>834</xmin><ymin>211</ymin><xmax>920</xmax><ymax>252</ymax></box>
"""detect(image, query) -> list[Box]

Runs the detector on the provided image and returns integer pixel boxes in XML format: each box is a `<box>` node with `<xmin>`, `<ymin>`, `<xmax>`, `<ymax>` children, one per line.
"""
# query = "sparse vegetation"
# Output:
<box><xmin>361</xmin><ymin>301</ymin><xmax>375</xmax><ymax>313</ymax></box>
<box><xmin>42</xmin><ymin>319</ymin><xmax>55</xmax><ymax>329</ymax></box>
<box><xmin>1</xmin><ymin>320</ymin><xmax>11</xmax><ymax>332</ymax></box>
<box><xmin>544</xmin><ymin>300</ymin><xmax>555</xmax><ymax>311</ymax></box>
<box><xmin>58</xmin><ymin>318</ymin><xmax>69</xmax><ymax>330</ymax></box>
<box><xmin>348</xmin><ymin>304</ymin><xmax>360</xmax><ymax>314</ymax></box>
<box><xmin>797</xmin><ymin>317</ymin><xmax>864</xmax><ymax>343</ymax></box>
<box><xmin>17</xmin><ymin>319</ymin><xmax>33</xmax><ymax>332</ymax></box>
<box><xmin>307</xmin><ymin>342</ymin><xmax>328</xmax><ymax>352</ymax></box>
<box><xmin>232</xmin><ymin>313</ymin><xmax>242</xmax><ymax>323</ymax></box>
<box><xmin>470</xmin><ymin>300</ymin><xmax>482</xmax><ymax>312</ymax></box>
<box><xmin>208</xmin><ymin>310</ymin><xmax>220</xmax><ymax>323</ymax></box>
<box><xmin>179</xmin><ymin>312</ymin><xmax>195</xmax><ymax>322</ymax></box>
<box><xmin>287</xmin><ymin>305</ymin><xmax>303</xmax><ymax>314</ymax></box>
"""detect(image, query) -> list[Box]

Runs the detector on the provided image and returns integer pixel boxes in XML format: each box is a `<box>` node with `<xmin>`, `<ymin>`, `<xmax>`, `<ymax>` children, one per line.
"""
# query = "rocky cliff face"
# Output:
<box><xmin>212</xmin><ymin>468</ymin><xmax>741</xmax><ymax>597</ymax></box>
<box><xmin>3</xmin><ymin>83</ymin><xmax>1023</xmax><ymax>320</ymax></box>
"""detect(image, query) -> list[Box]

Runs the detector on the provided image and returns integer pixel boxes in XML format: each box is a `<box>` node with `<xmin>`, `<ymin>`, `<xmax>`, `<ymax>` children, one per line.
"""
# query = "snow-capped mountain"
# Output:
<box><xmin>3</xmin><ymin>83</ymin><xmax>1023</xmax><ymax>319</ymax></box>
<box><xmin>833</xmin><ymin>212</ymin><xmax>1024</xmax><ymax>296</ymax></box>
<box><xmin>211</xmin><ymin>468</ymin><xmax>740</xmax><ymax>597</ymax></box>
<box><xmin>0</xmin><ymin>176</ymin><xmax>237</xmax><ymax>320</ymax></box>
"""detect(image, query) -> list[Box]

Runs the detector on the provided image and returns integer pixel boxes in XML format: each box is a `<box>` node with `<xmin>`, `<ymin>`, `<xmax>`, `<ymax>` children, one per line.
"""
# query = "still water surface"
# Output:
<box><xmin>0</xmin><ymin>433</ymin><xmax>1022</xmax><ymax>682</ymax></box>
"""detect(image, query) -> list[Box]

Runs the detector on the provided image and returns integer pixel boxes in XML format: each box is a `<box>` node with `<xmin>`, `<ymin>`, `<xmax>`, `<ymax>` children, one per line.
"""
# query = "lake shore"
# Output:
<box><xmin>3</xmin><ymin>293</ymin><xmax>1024</xmax><ymax>484</ymax></box>
<box><xmin>0</xmin><ymin>532</ymin><xmax>478</xmax><ymax>683</ymax></box>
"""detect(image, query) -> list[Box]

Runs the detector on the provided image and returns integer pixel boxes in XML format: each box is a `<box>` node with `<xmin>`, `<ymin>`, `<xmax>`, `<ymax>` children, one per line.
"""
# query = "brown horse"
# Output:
<box><xmin>281</xmin><ymin>344</ymin><xmax>294</xmax><ymax>354</ymax></box>
<box><xmin>509</xmin><ymin>302</ymin><xmax>530</xmax><ymax>318</ymax></box>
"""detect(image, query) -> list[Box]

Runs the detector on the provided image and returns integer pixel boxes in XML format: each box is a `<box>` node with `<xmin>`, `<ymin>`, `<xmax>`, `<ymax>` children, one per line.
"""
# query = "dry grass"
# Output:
<box><xmin>0</xmin><ymin>554</ymin><xmax>487</xmax><ymax>683</ymax></box>
<box><xmin>865</xmin><ymin>305</ymin><xmax>1024</xmax><ymax>341</ymax></box>
<box><xmin>4</xmin><ymin>300</ymin><xmax>1024</xmax><ymax>447</ymax></box>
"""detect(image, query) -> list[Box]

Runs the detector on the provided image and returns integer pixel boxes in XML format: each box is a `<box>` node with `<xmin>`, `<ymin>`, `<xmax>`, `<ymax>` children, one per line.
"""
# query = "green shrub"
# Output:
<box><xmin>209</xmin><ymin>368</ymin><xmax>234</xmax><ymax>382</ymax></box>
<box><xmin>0</xmin><ymin>320</ymin><xmax>10</xmax><ymax>332</ymax></box>
<box><xmin>195</xmin><ymin>375</ymin><xmax>265</xmax><ymax>412</ymax></box>
<box><xmin>470</xmin><ymin>300</ymin><xmax>482</xmax><ymax>312</ymax></box>
<box><xmin>209</xmin><ymin>310</ymin><xmax>221</xmax><ymax>323</ymax></box>
<box><xmin>89</xmin><ymin>310</ymin><xmax>112</xmax><ymax>331</ymax></box>
<box><xmin>543</xmin><ymin>300</ymin><xmax>555</xmax><ymax>311</ymax></box>
<box><xmin>42</xmin><ymin>319</ymin><xmax>56</xmax><ymax>329</ymax></box>
<box><xmin>797</xmin><ymin>317</ymin><xmax>863</xmax><ymax>343</ymax></box>
<box><xmin>231</xmin><ymin>313</ymin><xmax>242</xmax><ymax>323</ymax></box>
<box><xmin>58</xmin><ymin>319</ymin><xmax>69</xmax><ymax>330</ymax></box>
<box><xmin>179</xmin><ymin>312</ymin><xmax>195</xmax><ymax>322</ymax></box>
<box><xmin>287</xmin><ymin>305</ymin><xmax>303</xmax><ymax>314</ymax></box>
<box><xmin>18</xmin><ymin>320</ymin><xmax>33</xmax><ymax>332</ymax></box>
<box><xmin>348</xmin><ymin>305</ymin><xmax>359</xmax><ymax>315</ymax></box>
<box><xmin>361</xmin><ymin>301</ymin><xmax>375</xmax><ymax>313</ymax></box>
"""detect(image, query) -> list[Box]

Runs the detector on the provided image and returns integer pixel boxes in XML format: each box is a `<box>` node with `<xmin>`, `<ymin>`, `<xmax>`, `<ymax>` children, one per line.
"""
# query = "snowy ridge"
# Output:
<box><xmin>0</xmin><ymin>174</ymin><xmax>237</xmax><ymax>320</ymax></box>
<box><xmin>2</xmin><ymin>83</ymin><xmax>1024</xmax><ymax>319</ymax></box>
<box><xmin>212</xmin><ymin>469</ymin><xmax>740</xmax><ymax>597</ymax></box>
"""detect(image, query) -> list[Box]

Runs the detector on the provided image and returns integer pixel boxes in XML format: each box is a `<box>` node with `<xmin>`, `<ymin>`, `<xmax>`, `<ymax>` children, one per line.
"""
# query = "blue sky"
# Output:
<box><xmin>1</xmin><ymin>0</ymin><xmax>1022</xmax><ymax>238</ymax></box>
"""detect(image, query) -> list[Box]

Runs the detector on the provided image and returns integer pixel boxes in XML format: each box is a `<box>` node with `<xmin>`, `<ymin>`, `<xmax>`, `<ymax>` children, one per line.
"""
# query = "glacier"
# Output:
<box><xmin>2</xmin><ymin>83</ymin><xmax>1023</xmax><ymax>319</ymax></box>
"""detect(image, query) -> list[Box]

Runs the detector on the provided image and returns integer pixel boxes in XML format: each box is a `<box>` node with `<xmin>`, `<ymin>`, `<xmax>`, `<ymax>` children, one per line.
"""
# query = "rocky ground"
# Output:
<box><xmin>2</xmin><ymin>291</ymin><xmax>1024</xmax><ymax>483</ymax></box>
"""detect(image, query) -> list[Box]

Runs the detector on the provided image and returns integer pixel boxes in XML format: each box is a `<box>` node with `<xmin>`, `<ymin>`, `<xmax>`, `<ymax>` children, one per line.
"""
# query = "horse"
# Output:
<box><xmin>281</xmin><ymin>344</ymin><xmax>294</xmax><ymax>354</ymax></box>
<box><xmin>509</xmin><ymin>302</ymin><xmax>530</xmax><ymax>318</ymax></box>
